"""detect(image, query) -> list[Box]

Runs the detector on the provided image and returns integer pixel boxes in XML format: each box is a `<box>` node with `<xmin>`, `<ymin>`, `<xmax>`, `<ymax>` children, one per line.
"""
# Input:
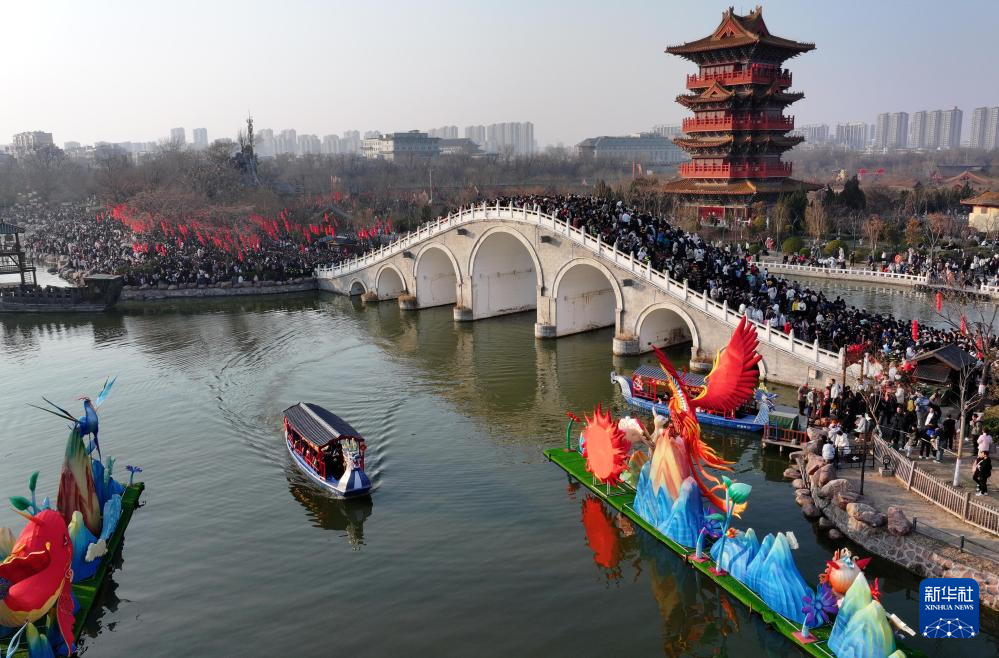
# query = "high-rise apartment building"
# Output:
<box><xmin>908</xmin><ymin>111</ymin><xmax>927</xmax><ymax>149</ymax></box>
<box><xmin>874</xmin><ymin>113</ymin><xmax>891</xmax><ymax>149</ymax></box>
<box><xmin>464</xmin><ymin>125</ymin><xmax>486</xmax><ymax>147</ymax></box>
<box><xmin>298</xmin><ymin>134</ymin><xmax>321</xmax><ymax>155</ymax></box>
<box><xmin>835</xmin><ymin>122</ymin><xmax>868</xmax><ymax>150</ymax></box>
<box><xmin>321</xmin><ymin>134</ymin><xmax>340</xmax><ymax>155</ymax></box>
<box><xmin>277</xmin><ymin>129</ymin><xmax>297</xmax><ymax>155</ymax></box>
<box><xmin>12</xmin><ymin>131</ymin><xmax>54</xmax><ymax>155</ymax></box>
<box><xmin>170</xmin><ymin>127</ymin><xmax>186</xmax><ymax>145</ymax></box>
<box><xmin>428</xmin><ymin>125</ymin><xmax>459</xmax><ymax>139</ymax></box>
<box><xmin>256</xmin><ymin>129</ymin><xmax>275</xmax><ymax>157</ymax></box>
<box><xmin>888</xmin><ymin>112</ymin><xmax>908</xmax><ymax>149</ymax></box>
<box><xmin>341</xmin><ymin>130</ymin><xmax>361</xmax><ymax>154</ymax></box>
<box><xmin>939</xmin><ymin>107</ymin><xmax>962</xmax><ymax>149</ymax></box>
<box><xmin>797</xmin><ymin>124</ymin><xmax>829</xmax><ymax>144</ymax></box>
<box><xmin>484</xmin><ymin>121</ymin><xmax>535</xmax><ymax>156</ymax></box>
<box><xmin>925</xmin><ymin>110</ymin><xmax>942</xmax><ymax>149</ymax></box>
<box><xmin>985</xmin><ymin>107</ymin><xmax>999</xmax><ymax>151</ymax></box>
<box><xmin>192</xmin><ymin>128</ymin><xmax>208</xmax><ymax>149</ymax></box>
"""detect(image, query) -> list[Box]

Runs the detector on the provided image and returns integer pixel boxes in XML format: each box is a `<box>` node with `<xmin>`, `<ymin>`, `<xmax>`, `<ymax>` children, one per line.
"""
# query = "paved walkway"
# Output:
<box><xmin>838</xmin><ymin>461</ymin><xmax>999</xmax><ymax>556</ymax></box>
<box><xmin>900</xmin><ymin>439</ymin><xmax>999</xmax><ymax>511</ymax></box>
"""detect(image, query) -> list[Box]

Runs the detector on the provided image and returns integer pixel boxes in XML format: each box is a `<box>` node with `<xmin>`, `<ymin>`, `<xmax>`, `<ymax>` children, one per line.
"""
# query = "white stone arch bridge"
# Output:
<box><xmin>316</xmin><ymin>202</ymin><xmax>845</xmax><ymax>386</ymax></box>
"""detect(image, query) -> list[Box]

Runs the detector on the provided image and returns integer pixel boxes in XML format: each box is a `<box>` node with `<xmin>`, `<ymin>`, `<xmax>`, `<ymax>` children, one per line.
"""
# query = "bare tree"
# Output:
<box><xmin>935</xmin><ymin>290</ymin><xmax>998</xmax><ymax>486</ymax></box>
<box><xmin>926</xmin><ymin>212</ymin><xmax>954</xmax><ymax>259</ymax></box>
<box><xmin>864</xmin><ymin>214</ymin><xmax>885</xmax><ymax>253</ymax></box>
<box><xmin>904</xmin><ymin>216</ymin><xmax>922</xmax><ymax>247</ymax></box>
<box><xmin>804</xmin><ymin>200</ymin><xmax>828</xmax><ymax>244</ymax></box>
<box><xmin>770</xmin><ymin>201</ymin><xmax>789</xmax><ymax>246</ymax></box>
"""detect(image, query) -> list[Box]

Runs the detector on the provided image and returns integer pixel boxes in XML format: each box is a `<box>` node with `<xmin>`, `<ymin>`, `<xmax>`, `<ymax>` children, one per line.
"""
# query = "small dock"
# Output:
<box><xmin>761</xmin><ymin>424</ymin><xmax>809</xmax><ymax>454</ymax></box>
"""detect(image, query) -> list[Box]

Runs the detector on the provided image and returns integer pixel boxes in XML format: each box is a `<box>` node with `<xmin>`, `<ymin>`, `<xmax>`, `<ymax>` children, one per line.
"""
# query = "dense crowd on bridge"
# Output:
<box><xmin>785</xmin><ymin>244</ymin><xmax>999</xmax><ymax>290</ymax></box>
<box><xmin>11</xmin><ymin>202</ymin><xmax>366</xmax><ymax>287</ymax></box>
<box><xmin>494</xmin><ymin>194</ymin><xmax>996</xmax><ymax>359</ymax></box>
<box><xmin>7</xmin><ymin>196</ymin><xmax>997</xmax><ymax>360</ymax></box>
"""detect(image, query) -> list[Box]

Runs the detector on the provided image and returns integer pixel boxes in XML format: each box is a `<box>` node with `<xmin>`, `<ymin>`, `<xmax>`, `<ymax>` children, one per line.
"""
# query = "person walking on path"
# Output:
<box><xmin>978</xmin><ymin>430</ymin><xmax>993</xmax><ymax>456</ymax></box>
<box><xmin>973</xmin><ymin>450</ymin><xmax>992</xmax><ymax>496</ymax></box>
<box><xmin>941</xmin><ymin>414</ymin><xmax>956</xmax><ymax>452</ymax></box>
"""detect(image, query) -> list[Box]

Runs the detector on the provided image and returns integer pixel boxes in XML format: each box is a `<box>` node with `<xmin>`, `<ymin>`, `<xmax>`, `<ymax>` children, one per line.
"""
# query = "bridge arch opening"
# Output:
<box><xmin>376</xmin><ymin>265</ymin><xmax>406</xmax><ymax>300</ymax></box>
<box><xmin>635</xmin><ymin>304</ymin><xmax>698</xmax><ymax>354</ymax></box>
<box><xmin>348</xmin><ymin>279</ymin><xmax>367</xmax><ymax>296</ymax></box>
<box><xmin>552</xmin><ymin>260</ymin><xmax>621</xmax><ymax>337</ymax></box>
<box><xmin>470</xmin><ymin>230</ymin><xmax>539</xmax><ymax>319</ymax></box>
<box><xmin>415</xmin><ymin>246</ymin><xmax>459</xmax><ymax>308</ymax></box>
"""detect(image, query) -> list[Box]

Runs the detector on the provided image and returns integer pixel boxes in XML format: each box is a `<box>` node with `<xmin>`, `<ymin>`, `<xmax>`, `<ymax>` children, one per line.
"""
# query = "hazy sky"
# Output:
<box><xmin>3</xmin><ymin>0</ymin><xmax>997</xmax><ymax>147</ymax></box>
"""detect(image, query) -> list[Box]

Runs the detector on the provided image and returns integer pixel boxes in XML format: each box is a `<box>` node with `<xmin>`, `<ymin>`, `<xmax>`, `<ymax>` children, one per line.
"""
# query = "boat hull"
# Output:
<box><xmin>286</xmin><ymin>435</ymin><xmax>371</xmax><ymax>498</ymax></box>
<box><xmin>611</xmin><ymin>374</ymin><xmax>763</xmax><ymax>432</ymax></box>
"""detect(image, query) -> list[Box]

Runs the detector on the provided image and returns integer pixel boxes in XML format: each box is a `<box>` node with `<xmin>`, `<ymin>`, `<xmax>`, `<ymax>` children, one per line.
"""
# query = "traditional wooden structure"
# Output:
<box><xmin>0</xmin><ymin>221</ymin><xmax>36</xmax><ymax>286</ymax></box>
<box><xmin>663</xmin><ymin>6</ymin><xmax>821</xmax><ymax>222</ymax></box>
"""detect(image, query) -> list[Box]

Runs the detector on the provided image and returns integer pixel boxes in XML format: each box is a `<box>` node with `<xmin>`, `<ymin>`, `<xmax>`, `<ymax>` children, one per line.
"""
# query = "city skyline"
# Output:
<box><xmin>3</xmin><ymin>0</ymin><xmax>998</xmax><ymax>148</ymax></box>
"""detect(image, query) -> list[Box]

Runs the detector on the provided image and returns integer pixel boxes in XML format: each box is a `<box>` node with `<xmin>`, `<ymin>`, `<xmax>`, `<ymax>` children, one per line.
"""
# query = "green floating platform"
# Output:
<box><xmin>2</xmin><ymin>482</ymin><xmax>145</xmax><ymax>657</ymax></box>
<box><xmin>544</xmin><ymin>448</ymin><xmax>925</xmax><ymax>658</ymax></box>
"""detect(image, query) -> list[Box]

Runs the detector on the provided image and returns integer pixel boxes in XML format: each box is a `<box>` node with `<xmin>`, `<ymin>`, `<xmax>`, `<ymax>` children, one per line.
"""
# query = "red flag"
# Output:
<box><xmin>961</xmin><ymin>315</ymin><xmax>968</xmax><ymax>335</ymax></box>
<box><xmin>935</xmin><ymin>291</ymin><xmax>942</xmax><ymax>313</ymax></box>
<box><xmin>911</xmin><ymin>320</ymin><xmax>919</xmax><ymax>341</ymax></box>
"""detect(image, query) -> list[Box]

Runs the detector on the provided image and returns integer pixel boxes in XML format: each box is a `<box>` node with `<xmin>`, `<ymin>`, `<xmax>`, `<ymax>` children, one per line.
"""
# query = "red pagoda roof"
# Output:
<box><xmin>666</xmin><ymin>6</ymin><xmax>814</xmax><ymax>59</ymax></box>
<box><xmin>661</xmin><ymin>177</ymin><xmax>821</xmax><ymax>196</ymax></box>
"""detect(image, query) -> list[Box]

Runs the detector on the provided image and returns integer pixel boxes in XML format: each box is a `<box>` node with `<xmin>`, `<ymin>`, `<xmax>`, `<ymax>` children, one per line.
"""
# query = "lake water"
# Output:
<box><xmin>1</xmin><ymin>290</ymin><xmax>996</xmax><ymax>656</ymax></box>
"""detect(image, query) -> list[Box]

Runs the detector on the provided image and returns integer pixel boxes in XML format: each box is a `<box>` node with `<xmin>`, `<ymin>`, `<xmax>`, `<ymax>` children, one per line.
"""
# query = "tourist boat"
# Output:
<box><xmin>283</xmin><ymin>402</ymin><xmax>371</xmax><ymax>498</ymax></box>
<box><xmin>611</xmin><ymin>365</ymin><xmax>773</xmax><ymax>432</ymax></box>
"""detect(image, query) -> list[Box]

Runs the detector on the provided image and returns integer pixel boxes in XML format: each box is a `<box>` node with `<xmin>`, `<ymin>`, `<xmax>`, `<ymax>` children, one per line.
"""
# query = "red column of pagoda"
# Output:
<box><xmin>663</xmin><ymin>6</ymin><xmax>819</xmax><ymax>223</ymax></box>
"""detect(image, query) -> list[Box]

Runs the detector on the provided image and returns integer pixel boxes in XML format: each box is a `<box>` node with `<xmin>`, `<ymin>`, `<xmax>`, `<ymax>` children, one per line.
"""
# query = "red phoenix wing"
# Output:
<box><xmin>691</xmin><ymin>316</ymin><xmax>762</xmax><ymax>414</ymax></box>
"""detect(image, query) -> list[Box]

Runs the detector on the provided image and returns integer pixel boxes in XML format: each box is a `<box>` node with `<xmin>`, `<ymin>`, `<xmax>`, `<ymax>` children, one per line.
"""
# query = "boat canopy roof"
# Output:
<box><xmin>632</xmin><ymin>365</ymin><xmax>705</xmax><ymax>387</ymax></box>
<box><xmin>284</xmin><ymin>402</ymin><xmax>363</xmax><ymax>449</ymax></box>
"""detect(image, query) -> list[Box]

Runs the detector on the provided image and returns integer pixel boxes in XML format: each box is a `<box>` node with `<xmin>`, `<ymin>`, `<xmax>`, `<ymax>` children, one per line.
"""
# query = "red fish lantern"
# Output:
<box><xmin>0</xmin><ymin>508</ymin><xmax>76</xmax><ymax>652</ymax></box>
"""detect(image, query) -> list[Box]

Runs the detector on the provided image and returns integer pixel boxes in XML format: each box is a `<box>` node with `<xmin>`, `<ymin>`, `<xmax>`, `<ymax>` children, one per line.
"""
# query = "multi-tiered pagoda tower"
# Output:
<box><xmin>663</xmin><ymin>6</ymin><xmax>820</xmax><ymax>222</ymax></box>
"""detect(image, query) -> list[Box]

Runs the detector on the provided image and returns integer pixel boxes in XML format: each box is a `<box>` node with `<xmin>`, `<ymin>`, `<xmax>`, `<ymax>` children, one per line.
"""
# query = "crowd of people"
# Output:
<box><xmin>11</xmin><ymin>201</ymin><xmax>367</xmax><ymax>287</ymax></box>
<box><xmin>9</xmin><ymin>194</ymin><xmax>998</xmax><ymax>360</ymax></box>
<box><xmin>496</xmin><ymin>194</ymin><xmax>994</xmax><ymax>359</ymax></box>
<box><xmin>803</xmin><ymin>376</ymin><xmax>994</xmax><ymax>495</ymax></box>
<box><xmin>784</xmin><ymin>244</ymin><xmax>999</xmax><ymax>290</ymax></box>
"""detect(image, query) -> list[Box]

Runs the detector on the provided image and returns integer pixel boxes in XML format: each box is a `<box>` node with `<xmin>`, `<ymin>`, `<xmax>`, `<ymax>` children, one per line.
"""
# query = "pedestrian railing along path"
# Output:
<box><xmin>765</xmin><ymin>261</ymin><xmax>999</xmax><ymax>301</ymax></box>
<box><xmin>762</xmin><ymin>261</ymin><xmax>929</xmax><ymax>286</ymax></box>
<box><xmin>317</xmin><ymin>202</ymin><xmax>845</xmax><ymax>371</ymax></box>
<box><xmin>872</xmin><ymin>435</ymin><xmax>999</xmax><ymax>536</ymax></box>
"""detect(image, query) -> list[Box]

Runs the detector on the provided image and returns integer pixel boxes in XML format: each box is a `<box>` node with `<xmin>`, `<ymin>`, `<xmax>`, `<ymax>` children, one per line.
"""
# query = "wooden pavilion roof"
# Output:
<box><xmin>666</xmin><ymin>6</ymin><xmax>814</xmax><ymax>59</ymax></box>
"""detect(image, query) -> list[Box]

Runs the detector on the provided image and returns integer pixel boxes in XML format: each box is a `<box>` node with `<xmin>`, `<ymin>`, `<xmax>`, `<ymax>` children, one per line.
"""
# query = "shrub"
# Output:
<box><xmin>799</xmin><ymin>247</ymin><xmax>810</xmax><ymax>256</ymax></box>
<box><xmin>748</xmin><ymin>244</ymin><xmax>761</xmax><ymax>255</ymax></box>
<box><xmin>981</xmin><ymin>405</ymin><xmax>999</xmax><ymax>438</ymax></box>
<box><xmin>781</xmin><ymin>236</ymin><xmax>803</xmax><ymax>254</ymax></box>
<box><xmin>823</xmin><ymin>239</ymin><xmax>847</xmax><ymax>257</ymax></box>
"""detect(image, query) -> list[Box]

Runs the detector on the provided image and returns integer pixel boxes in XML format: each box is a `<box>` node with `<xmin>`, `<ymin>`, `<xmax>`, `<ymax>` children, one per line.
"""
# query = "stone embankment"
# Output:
<box><xmin>120</xmin><ymin>278</ymin><xmax>318</xmax><ymax>301</ymax></box>
<box><xmin>782</xmin><ymin>438</ymin><xmax>999</xmax><ymax>611</ymax></box>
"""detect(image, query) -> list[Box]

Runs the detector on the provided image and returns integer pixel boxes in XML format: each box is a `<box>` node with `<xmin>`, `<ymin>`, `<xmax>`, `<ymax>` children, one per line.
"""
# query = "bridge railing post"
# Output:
<box><xmin>813</xmin><ymin>338</ymin><xmax>820</xmax><ymax>363</ymax></box>
<box><xmin>789</xmin><ymin>329</ymin><xmax>795</xmax><ymax>354</ymax></box>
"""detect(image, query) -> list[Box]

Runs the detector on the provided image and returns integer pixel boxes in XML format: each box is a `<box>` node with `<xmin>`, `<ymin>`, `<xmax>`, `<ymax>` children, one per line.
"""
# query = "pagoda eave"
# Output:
<box><xmin>661</xmin><ymin>177</ymin><xmax>822</xmax><ymax>197</ymax></box>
